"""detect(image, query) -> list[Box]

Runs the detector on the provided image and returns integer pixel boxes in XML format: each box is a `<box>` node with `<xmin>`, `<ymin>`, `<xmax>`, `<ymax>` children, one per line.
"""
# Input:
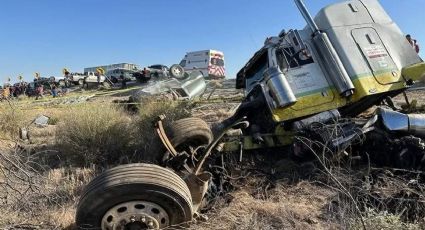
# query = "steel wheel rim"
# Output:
<box><xmin>101</xmin><ymin>201</ymin><xmax>170</xmax><ymax>230</ymax></box>
<box><xmin>172</xmin><ymin>67</ymin><xmax>182</xmax><ymax>77</ymax></box>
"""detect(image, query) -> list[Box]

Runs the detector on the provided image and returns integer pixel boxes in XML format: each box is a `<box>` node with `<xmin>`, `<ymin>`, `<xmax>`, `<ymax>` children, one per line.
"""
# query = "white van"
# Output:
<box><xmin>179</xmin><ymin>50</ymin><xmax>226</xmax><ymax>79</ymax></box>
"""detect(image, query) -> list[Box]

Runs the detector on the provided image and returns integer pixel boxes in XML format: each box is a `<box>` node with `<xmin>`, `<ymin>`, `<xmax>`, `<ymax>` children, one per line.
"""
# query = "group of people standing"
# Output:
<box><xmin>32</xmin><ymin>79</ymin><xmax>67</xmax><ymax>100</ymax></box>
<box><xmin>1</xmin><ymin>82</ymin><xmax>28</xmax><ymax>100</ymax></box>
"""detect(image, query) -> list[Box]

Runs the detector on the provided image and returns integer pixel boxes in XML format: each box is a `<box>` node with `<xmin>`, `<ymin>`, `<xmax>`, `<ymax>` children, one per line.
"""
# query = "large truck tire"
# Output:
<box><xmin>167</xmin><ymin>117</ymin><xmax>213</xmax><ymax>152</ymax></box>
<box><xmin>76</xmin><ymin>163</ymin><xmax>193</xmax><ymax>229</ymax></box>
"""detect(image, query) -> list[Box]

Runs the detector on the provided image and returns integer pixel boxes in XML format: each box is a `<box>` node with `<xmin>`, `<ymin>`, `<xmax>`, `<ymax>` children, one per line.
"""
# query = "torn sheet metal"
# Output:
<box><xmin>141</xmin><ymin>71</ymin><xmax>206</xmax><ymax>99</ymax></box>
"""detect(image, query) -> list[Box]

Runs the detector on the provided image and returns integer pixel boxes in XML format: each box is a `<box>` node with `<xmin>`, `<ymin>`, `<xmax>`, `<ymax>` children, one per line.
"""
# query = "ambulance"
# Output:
<box><xmin>179</xmin><ymin>50</ymin><xmax>226</xmax><ymax>79</ymax></box>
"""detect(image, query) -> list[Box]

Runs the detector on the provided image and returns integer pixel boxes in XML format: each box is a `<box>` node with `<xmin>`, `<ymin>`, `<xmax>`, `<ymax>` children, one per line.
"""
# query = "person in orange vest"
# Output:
<box><xmin>2</xmin><ymin>85</ymin><xmax>10</xmax><ymax>99</ymax></box>
<box><xmin>406</xmin><ymin>34</ymin><xmax>420</xmax><ymax>54</ymax></box>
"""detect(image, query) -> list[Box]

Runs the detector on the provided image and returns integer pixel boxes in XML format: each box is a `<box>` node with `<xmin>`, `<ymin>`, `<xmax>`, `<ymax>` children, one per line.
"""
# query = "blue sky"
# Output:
<box><xmin>0</xmin><ymin>0</ymin><xmax>423</xmax><ymax>83</ymax></box>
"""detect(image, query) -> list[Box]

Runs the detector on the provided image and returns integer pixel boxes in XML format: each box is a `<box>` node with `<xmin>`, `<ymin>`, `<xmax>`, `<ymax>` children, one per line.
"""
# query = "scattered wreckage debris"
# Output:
<box><xmin>19</xmin><ymin>115</ymin><xmax>51</xmax><ymax>140</ymax></box>
<box><xmin>137</xmin><ymin>70</ymin><xmax>207</xmax><ymax>100</ymax></box>
<box><xmin>34</xmin><ymin>115</ymin><xmax>50</xmax><ymax>127</ymax></box>
<box><xmin>75</xmin><ymin>0</ymin><xmax>425</xmax><ymax>229</ymax></box>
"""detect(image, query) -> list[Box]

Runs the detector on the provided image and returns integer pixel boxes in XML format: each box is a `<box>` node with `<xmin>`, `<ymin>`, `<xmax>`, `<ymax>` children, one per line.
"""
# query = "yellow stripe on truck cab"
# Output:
<box><xmin>271</xmin><ymin>71</ymin><xmax>406</xmax><ymax>122</ymax></box>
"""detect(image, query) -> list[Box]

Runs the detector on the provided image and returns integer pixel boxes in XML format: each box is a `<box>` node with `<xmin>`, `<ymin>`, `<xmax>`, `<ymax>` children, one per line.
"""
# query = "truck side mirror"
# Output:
<box><xmin>288</xmin><ymin>30</ymin><xmax>306</xmax><ymax>54</ymax></box>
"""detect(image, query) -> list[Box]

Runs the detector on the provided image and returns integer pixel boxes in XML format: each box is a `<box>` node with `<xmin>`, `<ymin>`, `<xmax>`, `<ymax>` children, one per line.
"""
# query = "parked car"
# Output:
<box><xmin>134</xmin><ymin>64</ymin><xmax>186</xmax><ymax>83</ymax></box>
<box><xmin>11</xmin><ymin>82</ymin><xmax>28</xmax><ymax>97</ymax></box>
<box><xmin>147</xmin><ymin>64</ymin><xmax>169</xmax><ymax>78</ymax></box>
<box><xmin>33</xmin><ymin>77</ymin><xmax>54</xmax><ymax>88</ymax></box>
<box><xmin>66</xmin><ymin>73</ymin><xmax>86</xmax><ymax>85</ymax></box>
<box><xmin>106</xmin><ymin>68</ymin><xmax>136</xmax><ymax>83</ymax></box>
<box><xmin>84</xmin><ymin>72</ymin><xmax>112</xmax><ymax>87</ymax></box>
<box><xmin>25</xmin><ymin>81</ymin><xmax>50</xmax><ymax>97</ymax></box>
<box><xmin>133</xmin><ymin>64</ymin><xmax>169</xmax><ymax>83</ymax></box>
<box><xmin>25</xmin><ymin>82</ymin><xmax>38</xmax><ymax>97</ymax></box>
<box><xmin>48</xmin><ymin>76</ymin><xmax>67</xmax><ymax>87</ymax></box>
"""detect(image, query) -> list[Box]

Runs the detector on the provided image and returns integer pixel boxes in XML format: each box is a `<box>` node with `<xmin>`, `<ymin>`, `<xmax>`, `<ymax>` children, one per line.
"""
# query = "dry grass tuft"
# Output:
<box><xmin>0</xmin><ymin>104</ymin><xmax>25</xmax><ymax>139</ymax></box>
<box><xmin>136</xmin><ymin>97</ymin><xmax>192</xmax><ymax>122</ymax></box>
<box><xmin>55</xmin><ymin>104</ymin><xmax>134</xmax><ymax>166</ymax></box>
<box><xmin>191</xmin><ymin>181</ymin><xmax>339</xmax><ymax>230</ymax></box>
<box><xmin>53</xmin><ymin>99</ymin><xmax>193</xmax><ymax>165</ymax></box>
<box><xmin>0</xmin><ymin>144</ymin><xmax>94</xmax><ymax>229</ymax></box>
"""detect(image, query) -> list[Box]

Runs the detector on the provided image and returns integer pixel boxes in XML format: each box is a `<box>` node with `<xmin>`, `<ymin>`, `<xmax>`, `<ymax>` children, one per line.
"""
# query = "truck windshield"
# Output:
<box><xmin>211</xmin><ymin>58</ymin><xmax>224</xmax><ymax>66</ymax></box>
<box><xmin>179</xmin><ymin>60</ymin><xmax>186</xmax><ymax>67</ymax></box>
<box><xmin>149</xmin><ymin>65</ymin><xmax>164</xmax><ymax>70</ymax></box>
<box><xmin>244</xmin><ymin>51</ymin><xmax>268</xmax><ymax>91</ymax></box>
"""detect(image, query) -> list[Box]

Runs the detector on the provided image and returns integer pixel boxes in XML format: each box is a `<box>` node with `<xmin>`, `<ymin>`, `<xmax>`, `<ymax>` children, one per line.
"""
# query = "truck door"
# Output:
<box><xmin>351</xmin><ymin>28</ymin><xmax>399</xmax><ymax>85</ymax></box>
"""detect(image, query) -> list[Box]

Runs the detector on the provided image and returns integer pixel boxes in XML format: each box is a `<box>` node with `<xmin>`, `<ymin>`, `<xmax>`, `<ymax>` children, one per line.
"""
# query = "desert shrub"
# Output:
<box><xmin>350</xmin><ymin>209</ymin><xmax>422</xmax><ymax>230</ymax></box>
<box><xmin>190</xmin><ymin>182</ymin><xmax>340</xmax><ymax>230</ymax></box>
<box><xmin>0</xmin><ymin>146</ymin><xmax>94</xmax><ymax>229</ymax></box>
<box><xmin>47</xmin><ymin>116</ymin><xmax>59</xmax><ymax>125</ymax></box>
<box><xmin>132</xmin><ymin>97</ymin><xmax>193</xmax><ymax>162</ymax></box>
<box><xmin>56</xmin><ymin>104</ymin><xmax>134</xmax><ymax>166</ymax></box>
<box><xmin>0</xmin><ymin>105</ymin><xmax>25</xmax><ymax>139</ymax></box>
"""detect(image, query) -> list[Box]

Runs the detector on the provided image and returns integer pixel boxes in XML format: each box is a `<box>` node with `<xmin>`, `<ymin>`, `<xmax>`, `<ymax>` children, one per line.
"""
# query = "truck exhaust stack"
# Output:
<box><xmin>294</xmin><ymin>0</ymin><xmax>355</xmax><ymax>97</ymax></box>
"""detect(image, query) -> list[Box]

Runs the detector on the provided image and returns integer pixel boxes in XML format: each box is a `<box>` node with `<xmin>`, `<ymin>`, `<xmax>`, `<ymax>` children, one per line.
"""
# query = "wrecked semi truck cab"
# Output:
<box><xmin>236</xmin><ymin>0</ymin><xmax>424</xmax><ymax>125</ymax></box>
<box><xmin>75</xmin><ymin>1</ymin><xmax>425</xmax><ymax>229</ymax></box>
<box><xmin>223</xmin><ymin>0</ymin><xmax>425</xmax><ymax>155</ymax></box>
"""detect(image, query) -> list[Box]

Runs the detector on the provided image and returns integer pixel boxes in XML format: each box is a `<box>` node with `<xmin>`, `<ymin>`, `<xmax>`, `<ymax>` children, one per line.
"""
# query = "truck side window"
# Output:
<box><xmin>277</xmin><ymin>47</ymin><xmax>314</xmax><ymax>69</ymax></box>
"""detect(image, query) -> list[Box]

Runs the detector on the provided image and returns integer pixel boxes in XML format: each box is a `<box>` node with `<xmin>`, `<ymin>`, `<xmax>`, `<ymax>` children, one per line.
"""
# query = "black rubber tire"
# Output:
<box><xmin>167</xmin><ymin>117</ymin><xmax>213</xmax><ymax>151</ymax></box>
<box><xmin>76</xmin><ymin>163</ymin><xmax>193</xmax><ymax>229</ymax></box>
<box><xmin>169</xmin><ymin>64</ymin><xmax>185</xmax><ymax>79</ymax></box>
<box><xmin>150</xmin><ymin>72</ymin><xmax>158</xmax><ymax>78</ymax></box>
<box><xmin>78</xmin><ymin>79</ymin><xmax>84</xmax><ymax>85</ymax></box>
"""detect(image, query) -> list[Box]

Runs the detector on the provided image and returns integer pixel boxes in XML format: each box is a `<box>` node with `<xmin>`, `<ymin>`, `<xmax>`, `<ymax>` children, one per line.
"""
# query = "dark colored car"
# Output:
<box><xmin>147</xmin><ymin>65</ymin><xmax>169</xmax><ymax>78</ymax></box>
<box><xmin>134</xmin><ymin>64</ymin><xmax>169</xmax><ymax>83</ymax></box>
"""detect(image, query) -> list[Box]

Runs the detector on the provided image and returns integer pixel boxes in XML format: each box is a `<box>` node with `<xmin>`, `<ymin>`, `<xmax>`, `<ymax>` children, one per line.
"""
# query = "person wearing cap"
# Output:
<box><xmin>406</xmin><ymin>34</ymin><xmax>420</xmax><ymax>53</ymax></box>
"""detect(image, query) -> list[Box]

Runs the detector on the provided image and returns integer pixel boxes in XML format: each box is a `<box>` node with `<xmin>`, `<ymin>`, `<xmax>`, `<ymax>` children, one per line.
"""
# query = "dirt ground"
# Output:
<box><xmin>0</xmin><ymin>80</ymin><xmax>424</xmax><ymax>229</ymax></box>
